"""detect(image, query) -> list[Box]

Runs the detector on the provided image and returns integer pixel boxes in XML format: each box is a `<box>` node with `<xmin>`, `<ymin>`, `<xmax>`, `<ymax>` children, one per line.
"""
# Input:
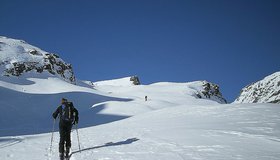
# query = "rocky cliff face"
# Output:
<box><xmin>0</xmin><ymin>36</ymin><xmax>76</xmax><ymax>84</ymax></box>
<box><xmin>195</xmin><ymin>81</ymin><xmax>227</xmax><ymax>104</ymax></box>
<box><xmin>130</xmin><ymin>76</ymin><xmax>141</xmax><ymax>85</ymax></box>
<box><xmin>234</xmin><ymin>72</ymin><xmax>280</xmax><ymax>104</ymax></box>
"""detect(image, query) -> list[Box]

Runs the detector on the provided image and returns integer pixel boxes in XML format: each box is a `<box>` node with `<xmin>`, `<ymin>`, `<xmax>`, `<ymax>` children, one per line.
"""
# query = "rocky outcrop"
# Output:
<box><xmin>196</xmin><ymin>81</ymin><xmax>227</xmax><ymax>104</ymax></box>
<box><xmin>0</xmin><ymin>37</ymin><xmax>76</xmax><ymax>84</ymax></box>
<box><xmin>130</xmin><ymin>76</ymin><xmax>141</xmax><ymax>85</ymax></box>
<box><xmin>234</xmin><ymin>72</ymin><xmax>280</xmax><ymax>104</ymax></box>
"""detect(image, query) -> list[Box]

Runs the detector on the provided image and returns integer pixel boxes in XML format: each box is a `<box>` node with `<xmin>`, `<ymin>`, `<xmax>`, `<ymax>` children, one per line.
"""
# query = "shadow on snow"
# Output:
<box><xmin>0</xmin><ymin>86</ymin><xmax>132</xmax><ymax>136</ymax></box>
<box><xmin>70</xmin><ymin>138</ymin><xmax>140</xmax><ymax>157</ymax></box>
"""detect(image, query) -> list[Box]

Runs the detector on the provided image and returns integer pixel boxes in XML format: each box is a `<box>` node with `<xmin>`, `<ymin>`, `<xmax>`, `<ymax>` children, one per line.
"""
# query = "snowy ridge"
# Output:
<box><xmin>93</xmin><ymin>77</ymin><xmax>135</xmax><ymax>86</ymax></box>
<box><xmin>93</xmin><ymin>78</ymin><xmax>226</xmax><ymax>104</ymax></box>
<box><xmin>235</xmin><ymin>71</ymin><xmax>280</xmax><ymax>103</ymax></box>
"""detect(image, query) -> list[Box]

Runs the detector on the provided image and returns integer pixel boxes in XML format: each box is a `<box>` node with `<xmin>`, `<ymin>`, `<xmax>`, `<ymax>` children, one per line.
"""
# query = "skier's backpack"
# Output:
<box><xmin>61</xmin><ymin>102</ymin><xmax>74</xmax><ymax>122</ymax></box>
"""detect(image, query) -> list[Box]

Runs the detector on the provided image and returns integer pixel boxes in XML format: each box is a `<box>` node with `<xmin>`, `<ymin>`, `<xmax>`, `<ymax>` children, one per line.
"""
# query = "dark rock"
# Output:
<box><xmin>196</xmin><ymin>81</ymin><xmax>227</xmax><ymax>104</ymax></box>
<box><xmin>52</xmin><ymin>53</ymin><xmax>60</xmax><ymax>58</ymax></box>
<box><xmin>29</xmin><ymin>49</ymin><xmax>40</xmax><ymax>55</ymax></box>
<box><xmin>196</xmin><ymin>93</ymin><xmax>202</xmax><ymax>98</ymax></box>
<box><xmin>2</xmin><ymin>53</ymin><xmax>76</xmax><ymax>84</ymax></box>
<box><xmin>130</xmin><ymin>76</ymin><xmax>140</xmax><ymax>85</ymax></box>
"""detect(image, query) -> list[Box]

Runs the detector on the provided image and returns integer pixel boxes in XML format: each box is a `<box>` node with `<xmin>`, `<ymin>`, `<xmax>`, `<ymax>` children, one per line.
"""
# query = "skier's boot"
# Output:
<box><xmin>65</xmin><ymin>147</ymin><xmax>70</xmax><ymax>160</ymax></box>
<box><xmin>59</xmin><ymin>152</ymin><xmax>64</xmax><ymax>160</ymax></box>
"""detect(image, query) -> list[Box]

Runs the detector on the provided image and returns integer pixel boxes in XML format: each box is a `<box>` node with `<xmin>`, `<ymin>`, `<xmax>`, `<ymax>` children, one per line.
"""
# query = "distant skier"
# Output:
<box><xmin>145</xmin><ymin>96</ymin><xmax>147</xmax><ymax>101</ymax></box>
<box><xmin>53</xmin><ymin>98</ymin><xmax>79</xmax><ymax>160</ymax></box>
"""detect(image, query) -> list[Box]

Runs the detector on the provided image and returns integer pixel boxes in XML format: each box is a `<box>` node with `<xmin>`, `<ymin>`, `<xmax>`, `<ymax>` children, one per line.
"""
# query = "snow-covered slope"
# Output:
<box><xmin>235</xmin><ymin>71</ymin><xmax>280</xmax><ymax>104</ymax></box>
<box><xmin>1</xmin><ymin>76</ymin><xmax>280</xmax><ymax>160</ymax></box>
<box><xmin>0</xmin><ymin>37</ymin><xmax>279</xmax><ymax>160</ymax></box>
<box><xmin>0</xmin><ymin>82</ymin><xmax>280</xmax><ymax>160</ymax></box>
<box><xmin>93</xmin><ymin>78</ymin><xmax>227</xmax><ymax>104</ymax></box>
<box><xmin>0</xmin><ymin>74</ymin><xmax>226</xmax><ymax>136</ymax></box>
<box><xmin>0</xmin><ymin>74</ymin><xmax>134</xmax><ymax>136</ymax></box>
<box><xmin>0</xmin><ymin>36</ymin><xmax>75</xmax><ymax>83</ymax></box>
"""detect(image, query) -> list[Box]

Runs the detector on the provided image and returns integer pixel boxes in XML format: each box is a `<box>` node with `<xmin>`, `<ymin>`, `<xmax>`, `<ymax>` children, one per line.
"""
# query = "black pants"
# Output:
<box><xmin>59</xmin><ymin>121</ymin><xmax>72</xmax><ymax>154</ymax></box>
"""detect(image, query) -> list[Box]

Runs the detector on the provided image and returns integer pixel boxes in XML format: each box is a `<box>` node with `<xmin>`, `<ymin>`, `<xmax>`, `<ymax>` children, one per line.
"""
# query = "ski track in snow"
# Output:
<box><xmin>0</xmin><ymin>137</ymin><xmax>24</xmax><ymax>149</ymax></box>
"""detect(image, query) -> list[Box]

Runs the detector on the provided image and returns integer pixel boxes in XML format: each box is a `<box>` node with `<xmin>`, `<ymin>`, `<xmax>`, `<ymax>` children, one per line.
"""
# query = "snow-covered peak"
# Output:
<box><xmin>0</xmin><ymin>36</ymin><xmax>44</xmax><ymax>63</ymax></box>
<box><xmin>0</xmin><ymin>36</ymin><xmax>75</xmax><ymax>84</ymax></box>
<box><xmin>234</xmin><ymin>71</ymin><xmax>280</xmax><ymax>103</ymax></box>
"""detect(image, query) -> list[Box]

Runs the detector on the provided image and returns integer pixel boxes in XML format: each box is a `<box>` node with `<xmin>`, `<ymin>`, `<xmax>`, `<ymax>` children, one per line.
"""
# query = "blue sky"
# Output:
<box><xmin>1</xmin><ymin>0</ymin><xmax>279</xmax><ymax>102</ymax></box>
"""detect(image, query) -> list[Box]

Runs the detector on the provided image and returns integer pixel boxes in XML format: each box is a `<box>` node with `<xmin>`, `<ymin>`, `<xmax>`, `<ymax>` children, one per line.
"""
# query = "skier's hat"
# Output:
<box><xmin>61</xmin><ymin>98</ymin><xmax>67</xmax><ymax>102</ymax></box>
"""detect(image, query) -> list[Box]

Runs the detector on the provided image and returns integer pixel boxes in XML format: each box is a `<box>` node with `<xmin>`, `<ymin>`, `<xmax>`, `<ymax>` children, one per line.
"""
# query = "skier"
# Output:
<box><xmin>53</xmin><ymin>98</ymin><xmax>79</xmax><ymax>160</ymax></box>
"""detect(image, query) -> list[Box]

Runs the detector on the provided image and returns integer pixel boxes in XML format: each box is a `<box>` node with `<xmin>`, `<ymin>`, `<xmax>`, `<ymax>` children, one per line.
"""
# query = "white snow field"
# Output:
<box><xmin>0</xmin><ymin>76</ymin><xmax>280</xmax><ymax>160</ymax></box>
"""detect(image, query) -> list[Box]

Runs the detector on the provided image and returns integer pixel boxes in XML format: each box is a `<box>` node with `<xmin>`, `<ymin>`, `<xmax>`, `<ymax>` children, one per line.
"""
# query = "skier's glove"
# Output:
<box><xmin>73</xmin><ymin>117</ymin><xmax>79</xmax><ymax>125</ymax></box>
<box><xmin>52</xmin><ymin>113</ymin><xmax>57</xmax><ymax>119</ymax></box>
<box><xmin>73</xmin><ymin>120</ymin><xmax>78</xmax><ymax>125</ymax></box>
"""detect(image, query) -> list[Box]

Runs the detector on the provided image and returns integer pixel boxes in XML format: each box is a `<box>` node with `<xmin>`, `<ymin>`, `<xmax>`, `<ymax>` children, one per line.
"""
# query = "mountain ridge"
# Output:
<box><xmin>3</xmin><ymin>36</ymin><xmax>280</xmax><ymax>104</ymax></box>
<box><xmin>0</xmin><ymin>36</ymin><xmax>76</xmax><ymax>84</ymax></box>
<box><xmin>235</xmin><ymin>71</ymin><xmax>280</xmax><ymax>104</ymax></box>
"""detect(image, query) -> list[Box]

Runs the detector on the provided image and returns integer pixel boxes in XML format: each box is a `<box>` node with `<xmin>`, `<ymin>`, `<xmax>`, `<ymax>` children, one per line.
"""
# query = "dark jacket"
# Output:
<box><xmin>53</xmin><ymin>102</ymin><xmax>79</xmax><ymax>126</ymax></box>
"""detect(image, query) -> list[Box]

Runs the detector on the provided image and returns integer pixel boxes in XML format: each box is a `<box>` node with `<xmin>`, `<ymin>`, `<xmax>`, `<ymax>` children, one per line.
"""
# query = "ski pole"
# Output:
<box><xmin>50</xmin><ymin>118</ymin><xmax>56</xmax><ymax>154</ymax></box>
<box><xmin>75</xmin><ymin>124</ymin><xmax>81</xmax><ymax>153</ymax></box>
